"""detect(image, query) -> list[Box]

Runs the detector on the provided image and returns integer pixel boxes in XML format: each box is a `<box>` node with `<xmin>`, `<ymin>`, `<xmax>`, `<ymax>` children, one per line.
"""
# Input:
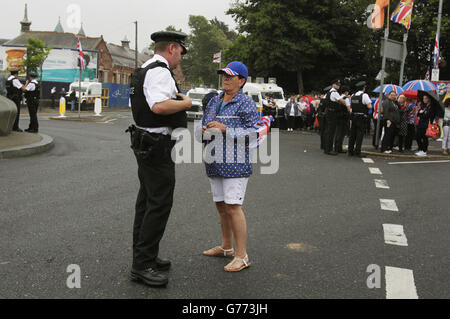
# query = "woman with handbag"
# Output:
<box><xmin>415</xmin><ymin>94</ymin><xmax>435</xmax><ymax>157</ymax></box>
<box><xmin>442</xmin><ymin>98</ymin><xmax>450</xmax><ymax>155</ymax></box>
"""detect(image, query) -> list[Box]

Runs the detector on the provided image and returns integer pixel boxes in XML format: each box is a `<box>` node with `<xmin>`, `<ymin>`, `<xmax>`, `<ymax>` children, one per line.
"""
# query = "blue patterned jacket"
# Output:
<box><xmin>195</xmin><ymin>90</ymin><xmax>260</xmax><ymax>178</ymax></box>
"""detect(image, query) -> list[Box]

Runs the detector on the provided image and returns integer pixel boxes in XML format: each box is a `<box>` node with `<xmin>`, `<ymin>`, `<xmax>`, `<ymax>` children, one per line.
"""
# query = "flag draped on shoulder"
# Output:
<box><xmin>77</xmin><ymin>38</ymin><xmax>86</xmax><ymax>70</ymax></box>
<box><xmin>372</xmin><ymin>0</ymin><xmax>390</xmax><ymax>30</ymax></box>
<box><xmin>391</xmin><ymin>0</ymin><xmax>415</xmax><ymax>30</ymax></box>
<box><xmin>250</xmin><ymin>116</ymin><xmax>273</xmax><ymax>149</ymax></box>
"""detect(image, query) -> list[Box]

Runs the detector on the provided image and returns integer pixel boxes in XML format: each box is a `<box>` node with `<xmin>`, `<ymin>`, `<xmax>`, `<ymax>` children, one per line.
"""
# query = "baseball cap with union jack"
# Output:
<box><xmin>217</xmin><ymin>61</ymin><xmax>248</xmax><ymax>81</ymax></box>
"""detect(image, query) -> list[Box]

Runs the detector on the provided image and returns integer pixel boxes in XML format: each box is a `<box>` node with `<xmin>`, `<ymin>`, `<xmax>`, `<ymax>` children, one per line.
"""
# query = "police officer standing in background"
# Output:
<box><xmin>6</xmin><ymin>70</ymin><xmax>24</xmax><ymax>132</ymax></box>
<box><xmin>128</xmin><ymin>31</ymin><xmax>192</xmax><ymax>287</ymax></box>
<box><xmin>22</xmin><ymin>72</ymin><xmax>40</xmax><ymax>133</ymax></box>
<box><xmin>323</xmin><ymin>79</ymin><xmax>347</xmax><ymax>155</ymax></box>
<box><xmin>334</xmin><ymin>85</ymin><xmax>351</xmax><ymax>153</ymax></box>
<box><xmin>348</xmin><ymin>81</ymin><xmax>372</xmax><ymax>157</ymax></box>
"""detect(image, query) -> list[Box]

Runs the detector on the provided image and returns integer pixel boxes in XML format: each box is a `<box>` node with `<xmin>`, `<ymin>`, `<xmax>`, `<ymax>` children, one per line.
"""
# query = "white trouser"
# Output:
<box><xmin>443</xmin><ymin>126</ymin><xmax>450</xmax><ymax>149</ymax></box>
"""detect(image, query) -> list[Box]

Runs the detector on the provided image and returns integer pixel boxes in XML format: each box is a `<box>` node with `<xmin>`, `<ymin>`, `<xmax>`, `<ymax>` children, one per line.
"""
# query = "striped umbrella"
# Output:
<box><xmin>402</xmin><ymin>80</ymin><xmax>437</xmax><ymax>93</ymax></box>
<box><xmin>372</xmin><ymin>84</ymin><xmax>404</xmax><ymax>95</ymax></box>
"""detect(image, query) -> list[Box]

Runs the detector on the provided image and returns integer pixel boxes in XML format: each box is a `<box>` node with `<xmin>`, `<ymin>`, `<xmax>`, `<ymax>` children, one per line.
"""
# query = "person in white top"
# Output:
<box><xmin>6</xmin><ymin>70</ymin><xmax>24</xmax><ymax>132</ymax></box>
<box><xmin>348</xmin><ymin>81</ymin><xmax>372</xmax><ymax>157</ymax></box>
<box><xmin>442</xmin><ymin>98</ymin><xmax>450</xmax><ymax>154</ymax></box>
<box><xmin>128</xmin><ymin>31</ymin><xmax>192</xmax><ymax>288</ymax></box>
<box><xmin>324</xmin><ymin>79</ymin><xmax>347</xmax><ymax>155</ymax></box>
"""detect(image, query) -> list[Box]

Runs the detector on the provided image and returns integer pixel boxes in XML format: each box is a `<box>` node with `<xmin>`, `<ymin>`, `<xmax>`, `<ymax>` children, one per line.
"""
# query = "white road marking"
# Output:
<box><xmin>380</xmin><ymin>199</ymin><xmax>399</xmax><ymax>212</ymax></box>
<box><xmin>383</xmin><ymin>224</ymin><xmax>408</xmax><ymax>246</ymax></box>
<box><xmin>362</xmin><ymin>158</ymin><xmax>374</xmax><ymax>164</ymax></box>
<box><xmin>385</xmin><ymin>266</ymin><xmax>418</xmax><ymax>299</ymax></box>
<box><xmin>389</xmin><ymin>160</ymin><xmax>450</xmax><ymax>165</ymax></box>
<box><xmin>369</xmin><ymin>167</ymin><xmax>382</xmax><ymax>175</ymax></box>
<box><xmin>374</xmin><ymin>179</ymin><xmax>390</xmax><ymax>189</ymax></box>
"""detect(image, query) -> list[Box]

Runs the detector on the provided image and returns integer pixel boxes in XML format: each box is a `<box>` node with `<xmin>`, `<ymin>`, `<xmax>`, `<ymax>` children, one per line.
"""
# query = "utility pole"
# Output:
<box><xmin>134</xmin><ymin>21</ymin><xmax>138</xmax><ymax>69</ymax></box>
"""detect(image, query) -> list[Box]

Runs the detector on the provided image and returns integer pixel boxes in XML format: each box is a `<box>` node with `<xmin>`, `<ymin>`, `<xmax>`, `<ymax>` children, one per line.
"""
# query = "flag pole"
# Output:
<box><xmin>435</xmin><ymin>0</ymin><xmax>443</xmax><ymax>70</ymax></box>
<box><xmin>376</xmin><ymin>4</ymin><xmax>390</xmax><ymax>148</ymax></box>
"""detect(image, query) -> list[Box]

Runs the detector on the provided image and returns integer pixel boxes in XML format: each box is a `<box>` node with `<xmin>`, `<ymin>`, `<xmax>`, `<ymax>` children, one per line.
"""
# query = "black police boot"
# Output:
<box><xmin>325</xmin><ymin>151</ymin><xmax>338</xmax><ymax>156</ymax></box>
<box><xmin>130</xmin><ymin>267</ymin><xmax>168</xmax><ymax>287</ymax></box>
<box><xmin>356</xmin><ymin>153</ymin><xmax>366</xmax><ymax>158</ymax></box>
<box><xmin>348</xmin><ymin>151</ymin><xmax>354</xmax><ymax>157</ymax></box>
<box><xmin>155</xmin><ymin>257</ymin><xmax>171</xmax><ymax>271</ymax></box>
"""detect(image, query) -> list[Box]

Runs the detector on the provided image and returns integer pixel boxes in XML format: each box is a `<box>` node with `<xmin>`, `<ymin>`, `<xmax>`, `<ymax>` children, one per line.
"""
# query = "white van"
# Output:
<box><xmin>67</xmin><ymin>80</ymin><xmax>102</xmax><ymax>105</ymax></box>
<box><xmin>243</xmin><ymin>78</ymin><xmax>285</xmax><ymax>113</ymax></box>
<box><xmin>186</xmin><ymin>87</ymin><xmax>218</xmax><ymax>120</ymax></box>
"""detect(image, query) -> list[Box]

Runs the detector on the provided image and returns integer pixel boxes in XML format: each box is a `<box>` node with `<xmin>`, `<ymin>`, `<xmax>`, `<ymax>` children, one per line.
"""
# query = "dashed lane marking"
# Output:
<box><xmin>374</xmin><ymin>179</ymin><xmax>390</xmax><ymax>189</ymax></box>
<box><xmin>380</xmin><ymin>199</ymin><xmax>399</xmax><ymax>212</ymax></box>
<box><xmin>362</xmin><ymin>158</ymin><xmax>374</xmax><ymax>164</ymax></box>
<box><xmin>383</xmin><ymin>224</ymin><xmax>408</xmax><ymax>246</ymax></box>
<box><xmin>369</xmin><ymin>167</ymin><xmax>382</xmax><ymax>175</ymax></box>
<box><xmin>385</xmin><ymin>266</ymin><xmax>418</xmax><ymax>299</ymax></box>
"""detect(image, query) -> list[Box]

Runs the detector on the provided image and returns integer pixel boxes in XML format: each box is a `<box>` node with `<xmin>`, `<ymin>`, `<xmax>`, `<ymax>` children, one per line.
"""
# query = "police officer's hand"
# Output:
<box><xmin>176</xmin><ymin>93</ymin><xmax>192</xmax><ymax>110</ymax></box>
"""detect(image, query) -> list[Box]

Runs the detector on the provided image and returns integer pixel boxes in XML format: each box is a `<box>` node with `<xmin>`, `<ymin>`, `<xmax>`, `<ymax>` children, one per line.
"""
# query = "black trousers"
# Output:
<box><xmin>324</xmin><ymin>111</ymin><xmax>338</xmax><ymax>153</ymax></box>
<box><xmin>287</xmin><ymin>116</ymin><xmax>296</xmax><ymax>130</ymax></box>
<box><xmin>132</xmin><ymin>133</ymin><xmax>176</xmax><ymax>270</ymax></box>
<box><xmin>405</xmin><ymin>124</ymin><xmax>416</xmax><ymax>150</ymax></box>
<box><xmin>348</xmin><ymin>115</ymin><xmax>366</xmax><ymax>155</ymax></box>
<box><xmin>334</xmin><ymin>115</ymin><xmax>348</xmax><ymax>152</ymax></box>
<box><xmin>416</xmin><ymin>127</ymin><xmax>429</xmax><ymax>152</ymax></box>
<box><xmin>11</xmin><ymin>97</ymin><xmax>21</xmax><ymax>130</ymax></box>
<box><xmin>381</xmin><ymin>122</ymin><xmax>397</xmax><ymax>152</ymax></box>
<box><xmin>27</xmin><ymin>101</ymin><xmax>39</xmax><ymax>131</ymax></box>
<box><xmin>318</xmin><ymin>116</ymin><xmax>326</xmax><ymax>150</ymax></box>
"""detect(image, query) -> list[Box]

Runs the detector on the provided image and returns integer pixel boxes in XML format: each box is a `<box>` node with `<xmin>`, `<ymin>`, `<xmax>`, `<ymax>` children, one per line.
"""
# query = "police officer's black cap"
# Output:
<box><xmin>323</xmin><ymin>86</ymin><xmax>332</xmax><ymax>92</ymax></box>
<box><xmin>29</xmin><ymin>72</ymin><xmax>38</xmax><ymax>78</ymax></box>
<box><xmin>332</xmin><ymin>79</ymin><xmax>342</xmax><ymax>86</ymax></box>
<box><xmin>355</xmin><ymin>81</ymin><xmax>367</xmax><ymax>88</ymax></box>
<box><xmin>10</xmin><ymin>70</ymin><xmax>19</xmax><ymax>75</ymax></box>
<box><xmin>151</xmin><ymin>31</ymin><xmax>188</xmax><ymax>55</ymax></box>
<box><xmin>341</xmin><ymin>85</ymin><xmax>350</xmax><ymax>93</ymax></box>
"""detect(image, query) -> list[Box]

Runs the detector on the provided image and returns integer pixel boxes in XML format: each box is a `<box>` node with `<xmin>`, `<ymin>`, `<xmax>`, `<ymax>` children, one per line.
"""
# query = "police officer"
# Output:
<box><xmin>323</xmin><ymin>79</ymin><xmax>347</xmax><ymax>155</ymax></box>
<box><xmin>22</xmin><ymin>72</ymin><xmax>40</xmax><ymax>133</ymax></box>
<box><xmin>6</xmin><ymin>70</ymin><xmax>24</xmax><ymax>132</ymax></box>
<box><xmin>348</xmin><ymin>81</ymin><xmax>372</xmax><ymax>157</ymax></box>
<box><xmin>128</xmin><ymin>31</ymin><xmax>192</xmax><ymax>287</ymax></box>
<box><xmin>334</xmin><ymin>85</ymin><xmax>351</xmax><ymax>153</ymax></box>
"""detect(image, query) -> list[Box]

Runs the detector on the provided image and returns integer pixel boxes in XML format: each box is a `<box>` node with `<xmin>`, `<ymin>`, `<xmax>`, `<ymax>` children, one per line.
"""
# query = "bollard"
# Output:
<box><xmin>59</xmin><ymin>97</ymin><xmax>66</xmax><ymax>117</ymax></box>
<box><xmin>94</xmin><ymin>97</ymin><xmax>102</xmax><ymax>116</ymax></box>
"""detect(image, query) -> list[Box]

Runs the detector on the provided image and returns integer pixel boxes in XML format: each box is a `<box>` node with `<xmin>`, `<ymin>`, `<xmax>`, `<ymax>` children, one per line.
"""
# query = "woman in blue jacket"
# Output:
<box><xmin>196</xmin><ymin>61</ymin><xmax>259</xmax><ymax>272</ymax></box>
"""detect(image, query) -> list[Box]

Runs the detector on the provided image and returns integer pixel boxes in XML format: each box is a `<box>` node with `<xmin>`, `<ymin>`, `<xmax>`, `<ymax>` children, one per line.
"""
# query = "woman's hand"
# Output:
<box><xmin>206</xmin><ymin>121</ymin><xmax>227</xmax><ymax>133</ymax></box>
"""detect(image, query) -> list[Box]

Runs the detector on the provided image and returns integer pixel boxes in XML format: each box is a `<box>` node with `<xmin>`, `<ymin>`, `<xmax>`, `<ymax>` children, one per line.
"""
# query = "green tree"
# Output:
<box><xmin>23</xmin><ymin>37</ymin><xmax>51</xmax><ymax>82</ymax></box>
<box><xmin>226</xmin><ymin>0</ymin><xmax>449</xmax><ymax>93</ymax></box>
<box><xmin>182</xmin><ymin>15</ymin><xmax>232</xmax><ymax>88</ymax></box>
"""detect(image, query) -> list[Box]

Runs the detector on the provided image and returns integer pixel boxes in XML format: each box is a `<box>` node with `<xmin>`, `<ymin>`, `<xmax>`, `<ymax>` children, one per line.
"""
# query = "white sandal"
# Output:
<box><xmin>203</xmin><ymin>246</ymin><xmax>234</xmax><ymax>257</ymax></box>
<box><xmin>224</xmin><ymin>255</ymin><xmax>251</xmax><ymax>272</ymax></box>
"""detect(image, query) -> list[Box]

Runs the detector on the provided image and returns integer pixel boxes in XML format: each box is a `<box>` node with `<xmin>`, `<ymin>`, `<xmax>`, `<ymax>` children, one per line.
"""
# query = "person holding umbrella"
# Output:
<box><xmin>415</xmin><ymin>92</ymin><xmax>438</xmax><ymax>156</ymax></box>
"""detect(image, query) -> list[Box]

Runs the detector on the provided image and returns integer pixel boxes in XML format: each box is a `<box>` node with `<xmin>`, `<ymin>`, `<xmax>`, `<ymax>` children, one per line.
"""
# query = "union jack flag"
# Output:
<box><xmin>250</xmin><ymin>116</ymin><xmax>273</xmax><ymax>149</ymax></box>
<box><xmin>77</xmin><ymin>39</ymin><xmax>86</xmax><ymax>70</ymax></box>
<box><xmin>373</xmin><ymin>99</ymin><xmax>381</xmax><ymax>120</ymax></box>
<box><xmin>425</xmin><ymin>69</ymin><xmax>430</xmax><ymax>80</ymax></box>
<box><xmin>434</xmin><ymin>31</ymin><xmax>440</xmax><ymax>68</ymax></box>
<box><xmin>391</xmin><ymin>0</ymin><xmax>415</xmax><ymax>30</ymax></box>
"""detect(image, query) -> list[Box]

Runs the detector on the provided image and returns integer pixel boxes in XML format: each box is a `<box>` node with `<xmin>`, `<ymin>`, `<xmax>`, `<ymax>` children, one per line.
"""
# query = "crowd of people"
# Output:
<box><xmin>277</xmin><ymin>80</ymin><xmax>450</xmax><ymax>157</ymax></box>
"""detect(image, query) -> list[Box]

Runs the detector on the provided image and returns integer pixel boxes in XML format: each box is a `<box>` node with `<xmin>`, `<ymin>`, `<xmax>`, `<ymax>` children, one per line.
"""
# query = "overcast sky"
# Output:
<box><xmin>2</xmin><ymin>0</ymin><xmax>237</xmax><ymax>50</ymax></box>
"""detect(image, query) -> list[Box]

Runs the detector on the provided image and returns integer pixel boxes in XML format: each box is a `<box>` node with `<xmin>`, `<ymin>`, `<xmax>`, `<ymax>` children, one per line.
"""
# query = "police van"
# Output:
<box><xmin>186</xmin><ymin>87</ymin><xmax>218</xmax><ymax>120</ymax></box>
<box><xmin>243</xmin><ymin>77</ymin><xmax>285</xmax><ymax>114</ymax></box>
<box><xmin>67</xmin><ymin>79</ymin><xmax>102</xmax><ymax>108</ymax></box>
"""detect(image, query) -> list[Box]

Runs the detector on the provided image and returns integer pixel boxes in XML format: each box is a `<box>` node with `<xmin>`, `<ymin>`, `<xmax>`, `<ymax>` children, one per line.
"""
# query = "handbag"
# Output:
<box><xmin>425</xmin><ymin>122</ymin><xmax>440</xmax><ymax>139</ymax></box>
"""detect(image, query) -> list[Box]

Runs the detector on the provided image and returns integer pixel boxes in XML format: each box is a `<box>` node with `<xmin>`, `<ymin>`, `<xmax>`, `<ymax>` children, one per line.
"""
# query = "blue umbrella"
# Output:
<box><xmin>372</xmin><ymin>84</ymin><xmax>404</xmax><ymax>95</ymax></box>
<box><xmin>402</xmin><ymin>80</ymin><xmax>437</xmax><ymax>93</ymax></box>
